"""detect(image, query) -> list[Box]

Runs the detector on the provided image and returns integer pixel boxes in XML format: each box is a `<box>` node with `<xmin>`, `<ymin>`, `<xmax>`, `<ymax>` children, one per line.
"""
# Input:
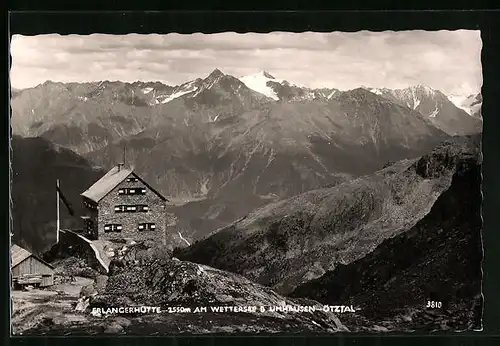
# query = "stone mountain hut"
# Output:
<box><xmin>80</xmin><ymin>164</ymin><xmax>169</xmax><ymax>244</ymax></box>
<box><xmin>11</xmin><ymin>244</ymin><xmax>55</xmax><ymax>289</ymax></box>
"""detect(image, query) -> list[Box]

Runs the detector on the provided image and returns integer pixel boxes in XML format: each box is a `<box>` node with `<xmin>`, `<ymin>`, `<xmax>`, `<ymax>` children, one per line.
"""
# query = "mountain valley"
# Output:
<box><xmin>176</xmin><ymin>135</ymin><xmax>482</xmax><ymax>298</ymax></box>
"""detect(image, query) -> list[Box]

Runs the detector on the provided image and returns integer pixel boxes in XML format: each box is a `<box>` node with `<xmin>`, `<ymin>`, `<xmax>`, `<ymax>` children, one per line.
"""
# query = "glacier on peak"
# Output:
<box><xmin>239</xmin><ymin>71</ymin><xmax>284</xmax><ymax>100</ymax></box>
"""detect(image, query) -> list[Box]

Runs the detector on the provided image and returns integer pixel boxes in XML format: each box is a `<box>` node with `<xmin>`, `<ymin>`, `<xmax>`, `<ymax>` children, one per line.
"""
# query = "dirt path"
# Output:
<box><xmin>11</xmin><ymin>276</ymin><xmax>94</xmax><ymax>335</ymax></box>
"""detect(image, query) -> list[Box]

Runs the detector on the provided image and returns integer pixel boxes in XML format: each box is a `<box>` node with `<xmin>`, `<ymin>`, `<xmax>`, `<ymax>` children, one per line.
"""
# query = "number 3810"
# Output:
<box><xmin>426</xmin><ymin>301</ymin><xmax>443</xmax><ymax>308</ymax></box>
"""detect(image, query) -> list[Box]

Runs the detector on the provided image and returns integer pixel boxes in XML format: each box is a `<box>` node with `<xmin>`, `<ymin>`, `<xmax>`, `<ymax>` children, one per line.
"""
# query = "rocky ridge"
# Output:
<box><xmin>176</xmin><ymin>135</ymin><xmax>482</xmax><ymax>297</ymax></box>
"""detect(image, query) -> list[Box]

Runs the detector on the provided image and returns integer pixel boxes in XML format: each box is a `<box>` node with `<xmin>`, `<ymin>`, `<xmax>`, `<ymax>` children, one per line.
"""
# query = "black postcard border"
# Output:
<box><xmin>4</xmin><ymin>9</ymin><xmax>500</xmax><ymax>346</ymax></box>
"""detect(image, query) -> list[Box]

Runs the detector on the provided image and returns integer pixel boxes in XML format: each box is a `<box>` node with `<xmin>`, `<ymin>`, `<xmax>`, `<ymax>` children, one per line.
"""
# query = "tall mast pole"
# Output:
<box><xmin>56</xmin><ymin>179</ymin><xmax>60</xmax><ymax>243</ymax></box>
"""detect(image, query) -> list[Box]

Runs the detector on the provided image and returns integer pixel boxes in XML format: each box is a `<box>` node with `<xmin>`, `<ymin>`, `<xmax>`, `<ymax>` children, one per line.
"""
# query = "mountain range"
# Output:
<box><xmin>11</xmin><ymin>69</ymin><xmax>483</xmax><ymax>244</ymax></box>
<box><xmin>363</xmin><ymin>85</ymin><xmax>482</xmax><ymax>135</ymax></box>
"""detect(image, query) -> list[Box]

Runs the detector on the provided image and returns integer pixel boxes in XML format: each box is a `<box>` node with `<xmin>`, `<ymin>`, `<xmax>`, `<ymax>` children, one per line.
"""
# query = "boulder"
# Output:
<box><xmin>104</xmin><ymin>322</ymin><xmax>124</xmax><ymax>334</ymax></box>
<box><xmin>114</xmin><ymin>317</ymin><xmax>132</xmax><ymax>327</ymax></box>
<box><xmin>80</xmin><ymin>283</ymin><xmax>97</xmax><ymax>298</ymax></box>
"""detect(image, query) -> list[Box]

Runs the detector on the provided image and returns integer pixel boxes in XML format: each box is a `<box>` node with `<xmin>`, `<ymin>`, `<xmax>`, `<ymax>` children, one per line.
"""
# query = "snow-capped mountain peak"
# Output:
<box><xmin>239</xmin><ymin>71</ymin><xmax>284</xmax><ymax>100</ymax></box>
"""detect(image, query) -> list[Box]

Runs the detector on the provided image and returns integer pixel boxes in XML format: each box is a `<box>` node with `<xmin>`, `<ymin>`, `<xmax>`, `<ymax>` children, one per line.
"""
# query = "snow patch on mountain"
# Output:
<box><xmin>328</xmin><ymin>90</ymin><xmax>339</xmax><ymax>99</ymax></box>
<box><xmin>409</xmin><ymin>84</ymin><xmax>435</xmax><ymax>97</ymax></box>
<box><xmin>410</xmin><ymin>88</ymin><xmax>421</xmax><ymax>109</ymax></box>
<box><xmin>161</xmin><ymin>87</ymin><xmax>198</xmax><ymax>104</ymax></box>
<box><xmin>240</xmin><ymin>71</ymin><xmax>283</xmax><ymax>100</ymax></box>
<box><xmin>429</xmin><ymin>105</ymin><xmax>440</xmax><ymax>118</ymax></box>
<box><xmin>205</xmin><ymin>76</ymin><xmax>223</xmax><ymax>90</ymax></box>
<box><xmin>142</xmin><ymin>87</ymin><xmax>153</xmax><ymax>94</ymax></box>
<box><xmin>366</xmin><ymin>88</ymin><xmax>383</xmax><ymax>96</ymax></box>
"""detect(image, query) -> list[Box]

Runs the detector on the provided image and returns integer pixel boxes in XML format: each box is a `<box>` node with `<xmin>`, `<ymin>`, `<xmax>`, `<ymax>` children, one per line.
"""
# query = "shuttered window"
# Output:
<box><xmin>138</xmin><ymin>223</ymin><xmax>156</xmax><ymax>231</ymax></box>
<box><xmin>104</xmin><ymin>224</ymin><xmax>122</xmax><ymax>232</ymax></box>
<box><xmin>137</xmin><ymin>205</ymin><xmax>149</xmax><ymax>212</ymax></box>
<box><xmin>114</xmin><ymin>205</ymin><xmax>149</xmax><ymax>213</ymax></box>
<box><xmin>118</xmin><ymin>187</ymin><xmax>147</xmax><ymax>195</ymax></box>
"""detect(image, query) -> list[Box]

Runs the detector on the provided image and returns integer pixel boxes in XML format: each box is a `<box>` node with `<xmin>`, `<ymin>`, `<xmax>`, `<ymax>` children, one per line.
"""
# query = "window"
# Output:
<box><xmin>104</xmin><ymin>224</ymin><xmax>122</xmax><ymax>232</ymax></box>
<box><xmin>83</xmin><ymin>200</ymin><xmax>96</xmax><ymax>209</ymax></box>
<box><xmin>114</xmin><ymin>205</ymin><xmax>126</xmax><ymax>212</ymax></box>
<box><xmin>138</xmin><ymin>223</ymin><xmax>156</xmax><ymax>231</ymax></box>
<box><xmin>114</xmin><ymin>205</ymin><xmax>149</xmax><ymax>213</ymax></box>
<box><xmin>85</xmin><ymin>219</ymin><xmax>94</xmax><ymax>230</ymax></box>
<box><xmin>127</xmin><ymin>177</ymin><xmax>138</xmax><ymax>183</ymax></box>
<box><xmin>118</xmin><ymin>187</ymin><xmax>146</xmax><ymax>195</ymax></box>
<box><xmin>137</xmin><ymin>205</ymin><xmax>149</xmax><ymax>212</ymax></box>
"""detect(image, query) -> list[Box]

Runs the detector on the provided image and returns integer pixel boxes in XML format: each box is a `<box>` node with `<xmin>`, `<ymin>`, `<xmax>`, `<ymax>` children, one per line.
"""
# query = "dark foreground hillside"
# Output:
<box><xmin>11</xmin><ymin>136</ymin><xmax>105</xmax><ymax>254</ymax></box>
<box><xmin>292</xmin><ymin>136</ymin><xmax>483</xmax><ymax>331</ymax></box>
<box><xmin>174</xmin><ymin>135</ymin><xmax>482</xmax><ymax>332</ymax></box>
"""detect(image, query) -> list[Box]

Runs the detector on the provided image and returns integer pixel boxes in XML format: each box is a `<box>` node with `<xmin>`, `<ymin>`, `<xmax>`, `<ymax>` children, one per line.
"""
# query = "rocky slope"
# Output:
<box><xmin>292</xmin><ymin>135</ymin><xmax>483</xmax><ymax>331</ymax></box>
<box><xmin>10</xmin><ymin>135</ymin><xmax>105</xmax><ymax>254</ymax></box>
<box><xmin>19</xmin><ymin>241</ymin><xmax>350</xmax><ymax>335</ymax></box>
<box><xmin>11</xmin><ymin>70</ymin><xmax>272</xmax><ymax>155</ymax></box>
<box><xmin>176</xmin><ymin>135</ymin><xmax>482</xmax><ymax>297</ymax></box>
<box><xmin>11</xmin><ymin>81</ymin><xmax>154</xmax><ymax>153</ymax></box>
<box><xmin>69</xmin><ymin>242</ymin><xmax>349</xmax><ymax>335</ymax></box>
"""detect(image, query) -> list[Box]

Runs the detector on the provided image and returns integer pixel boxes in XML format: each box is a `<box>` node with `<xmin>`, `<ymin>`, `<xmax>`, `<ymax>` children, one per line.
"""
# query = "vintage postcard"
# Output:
<box><xmin>9</xmin><ymin>30</ymin><xmax>483</xmax><ymax>335</ymax></box>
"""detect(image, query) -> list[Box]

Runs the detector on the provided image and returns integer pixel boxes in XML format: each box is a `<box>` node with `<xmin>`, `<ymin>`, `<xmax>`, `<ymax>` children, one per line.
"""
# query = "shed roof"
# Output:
<box><xmin>11</xmin><ymin>244</ymin><xmax>55</xmax><ymax>269</ymax></box>
<box><xmin>11</xmin><ymin>244</ymin><xmax>31</xmax><ymax>268</ymax></box>
<box><xmin>81</xmin><ymin>165</ymin><xmax>133</xmax><ymax>203</ymax></box>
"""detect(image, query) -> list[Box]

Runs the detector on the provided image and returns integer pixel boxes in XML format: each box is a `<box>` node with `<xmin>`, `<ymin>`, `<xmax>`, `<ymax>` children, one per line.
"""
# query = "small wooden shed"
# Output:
<box><xmin>11</xmin><ymin>244</ymin><xmax>54</xmax><ymax>288</ymax></box>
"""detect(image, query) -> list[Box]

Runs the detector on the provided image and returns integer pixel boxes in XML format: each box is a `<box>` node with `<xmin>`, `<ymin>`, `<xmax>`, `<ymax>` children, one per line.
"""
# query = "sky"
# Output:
<box><xmin>10</xmin><ymin>30</ymin><xmax>482</xmax><ymax>96</ymax></box>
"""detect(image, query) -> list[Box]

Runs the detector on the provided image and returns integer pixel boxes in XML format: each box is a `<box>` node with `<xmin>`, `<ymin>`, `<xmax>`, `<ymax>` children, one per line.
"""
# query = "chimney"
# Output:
<box><xmin>118</xmin><ymin>145</ymin><xmax>126</xmax><ymax>172</ymax></box>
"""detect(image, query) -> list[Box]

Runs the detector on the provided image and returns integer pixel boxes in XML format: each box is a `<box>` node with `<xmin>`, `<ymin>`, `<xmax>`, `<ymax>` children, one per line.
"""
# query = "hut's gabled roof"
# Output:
<box><xmin>11</xmin><ymin>244</ymin><xmax>54</xmax><ymax>269</ymax></box>
<box><xmin>81</xmin><ymin>165</ymin><xmax>133</xmax><ymax>203</ymax></box>
<box><xmin>81</xmin><ymin>165</ymin><xmax>168</xmax><ymax>203</ymax></box>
